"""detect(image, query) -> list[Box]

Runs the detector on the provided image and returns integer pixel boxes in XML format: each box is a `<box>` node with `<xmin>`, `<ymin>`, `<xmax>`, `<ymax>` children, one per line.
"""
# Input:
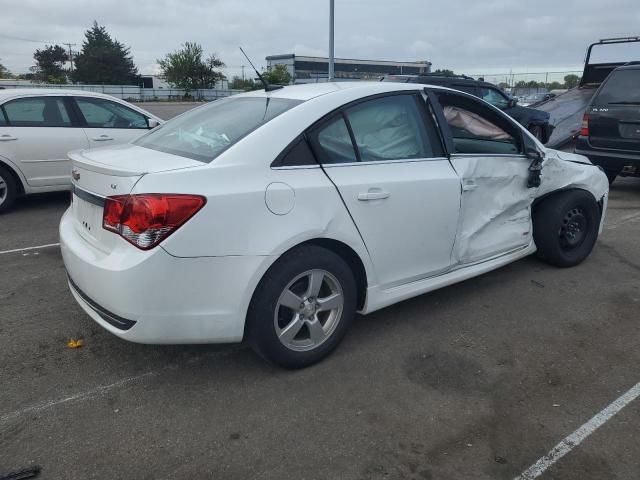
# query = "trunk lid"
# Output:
<box><xmin>69</xmin><ymin>144</ymin><xmax>203</xmax><ymax>252</ymax></box>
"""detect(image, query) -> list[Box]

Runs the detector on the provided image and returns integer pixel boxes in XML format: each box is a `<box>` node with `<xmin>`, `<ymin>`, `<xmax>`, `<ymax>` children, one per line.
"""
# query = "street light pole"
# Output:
<box><xmin>328</xmin><ymin>0</ymin><xmax>334</xmax><ymax>81</ymax></box>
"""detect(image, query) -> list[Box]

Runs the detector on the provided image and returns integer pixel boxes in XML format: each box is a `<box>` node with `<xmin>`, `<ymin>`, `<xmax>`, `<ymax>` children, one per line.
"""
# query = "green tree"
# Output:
<box><xmin>563</xmin><ymin>74</ymin><xmax>580</xmax><ymax>89</ymax></box>
<box><xmin>32</xmin><ymin>45</ymin><xmax>68</xmax><ymax>83</ymax></box>
<box><xmin>0</xmin><ymin>59</ymin><xmax>10</xmax><ymax>78</ymax></box>
<box><xmin>73</xmin><ymin>21</ymin><xmax>138</xmax><ymax>85</ymax></box>
<box><xmin>230</xmin><ymin>76</ymin><xmax>257</xmax><ymax>91</ymax></box>
<box><xmin>261</xmin><ymin>64</ymin><xmax>291</xmax><ymax>85</ymax></box>
<box><xmin>157</xmin><ymin>42</ymin><xmax>225</xmax><ymax>93</ymax></box>
<box><xmin>547</xmin><ymin>81</ymin><xmax>563</xmax><ymax>90</ymax></box>
<box><xmin>432</xmin><ymin>68</ymin><xmax>456</xmax><ymax>76</ymax></box>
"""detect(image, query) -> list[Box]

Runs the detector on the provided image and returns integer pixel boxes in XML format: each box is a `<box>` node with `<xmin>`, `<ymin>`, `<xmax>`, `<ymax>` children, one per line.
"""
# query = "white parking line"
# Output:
<box><xmin>515</xmin><ymin>382</ymin><xmax>640</xmax><ymax>480</ymax></box>
<box><xmin>0</xmin><ymin>243</ymin><xmax>60</xmax><ymax>255</ymax></box>
<box><xmin>0</xmin><ymin>347</ymin><xmax>241</xmax><ymax>425</ymax></box>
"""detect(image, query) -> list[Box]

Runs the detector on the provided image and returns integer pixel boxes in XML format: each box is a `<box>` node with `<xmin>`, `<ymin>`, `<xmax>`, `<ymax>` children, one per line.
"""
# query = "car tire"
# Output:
<box><xmin>603</xmin><ymin>167</ymin><xmax>621</xmax><ymax>185</ymax></box>
<box><xmin>0</xmin><ymin>165</ymin><xmax>18</xmax><ymax>214</ymax></box>
<box><xmin>533</xmin><ymin>190</ymin><xmax>601</xmax><ymax>268</ymax></box>
<box><xmin>246</xmin><ymin>245</ymin><xmax>357</xmax><ymax>369</ymax></box>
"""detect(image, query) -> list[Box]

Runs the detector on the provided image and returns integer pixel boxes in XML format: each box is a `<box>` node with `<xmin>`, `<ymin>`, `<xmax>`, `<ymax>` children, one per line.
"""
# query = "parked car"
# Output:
<box><xmin>60</xmin><ymin>82</ymin><xmax>608</xmax><ymax>369</ymax></box>
<box><xmin>0</xmin><ymin>89</ymin><xmax>163</xmax><ymax>212</ymax></box>
<box><xmin>383</xmin><ymin>74</ymin><xmax>553</xmax><ymax>142</ymax></box>
<box><xmin>519</xmin><ymin>92</ymin><xmax>556</xmax><ymax>107</ymax></box>
<box><xmin>575</xmin><ymin>63</ymin><xmax>640</xmax><ymax>184</ymax></box>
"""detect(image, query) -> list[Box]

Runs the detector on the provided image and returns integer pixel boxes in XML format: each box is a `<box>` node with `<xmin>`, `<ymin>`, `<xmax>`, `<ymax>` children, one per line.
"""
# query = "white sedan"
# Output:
<box><xmin>0</xmin><ymin>89</ymin><xmax>162</xmax><ymax>212</ymax></box>
<box><xmin>60</xmin><ymin>82</ymin><xmax>608</xmax><ymax>368</ymax></box>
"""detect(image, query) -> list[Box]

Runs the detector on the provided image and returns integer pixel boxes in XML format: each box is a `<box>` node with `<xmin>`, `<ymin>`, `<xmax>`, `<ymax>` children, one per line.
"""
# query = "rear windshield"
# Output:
<box><xmin>594</xmin><ymin>69</ymin><xmax>640</xmax><ymax>104</ymax></box>
<box><xmin>135</xmin><ymin>96</ymin><xmax>302</xmax><ymax>162</ymax></box>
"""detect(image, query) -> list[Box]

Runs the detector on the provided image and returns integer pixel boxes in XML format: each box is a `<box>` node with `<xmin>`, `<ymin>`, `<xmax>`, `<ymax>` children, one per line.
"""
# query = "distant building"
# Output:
<box><xmin>265</xmin><ymin>54</ymin><xmax>431</xmax><ymax>83</ymax></box>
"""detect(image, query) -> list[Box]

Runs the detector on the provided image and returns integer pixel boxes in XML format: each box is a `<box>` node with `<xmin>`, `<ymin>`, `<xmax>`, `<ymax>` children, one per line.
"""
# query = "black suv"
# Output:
<box><xmin>575</xmin><ymin>63</ymin><xmax>640</xmax><ymax>184</ymax></box>
<box><xmin>383</xmin><ymin>74</ymin><xmax>553</xmax><ymax>143</ymax></box>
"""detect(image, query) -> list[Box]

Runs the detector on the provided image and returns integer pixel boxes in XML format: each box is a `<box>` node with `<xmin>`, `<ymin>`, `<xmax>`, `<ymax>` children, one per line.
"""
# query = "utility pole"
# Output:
<box><xmin>63</xmin><ymin>42</ymin><xmax>76</xmax><ymax>75</ymax></box>
<box><xmin>241</xmin><ymin>65</ymin><xmax>245</xmax><ymax>82</ymax></box>
<box><xmin>328</xmin><ymin>0</ymin><xmax>334</xmax><ymax>81</ymax></box>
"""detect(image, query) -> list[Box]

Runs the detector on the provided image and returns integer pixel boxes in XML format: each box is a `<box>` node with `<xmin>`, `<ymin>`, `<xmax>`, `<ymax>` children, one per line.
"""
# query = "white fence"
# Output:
<box><xmin>0</xmin><ymin>82</ymin><xmax>243</xmax><ymax>101</ymax></box>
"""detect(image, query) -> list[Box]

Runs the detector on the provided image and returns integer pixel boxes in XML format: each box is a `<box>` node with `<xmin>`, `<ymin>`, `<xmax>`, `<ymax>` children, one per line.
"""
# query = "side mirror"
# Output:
<box><xmin>147</xmin><ymin>118</ymin><xmax>160</xmax><ymax>129</ymax></box>
<box><xmin>524</xmin><ymin>137</ymin><xmax>544</xmax><ymax>188</ymax></box>
<box><xmin>508</xmin><ymin>98</ymin><xmax>518</xmax><ymax>108</ymax></box>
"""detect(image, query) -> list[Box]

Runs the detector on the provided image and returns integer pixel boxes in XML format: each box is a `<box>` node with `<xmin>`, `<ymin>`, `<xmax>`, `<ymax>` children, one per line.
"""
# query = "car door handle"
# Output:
<box><xmin>357</xmin><ymin>189</ymin><xmax>390</xmax><ymax>201</ymax></box>
<box><xmin>92</xmin><ymin>135</ymin><xmax>114</xmax><ymax>141</ymax></box>
<box><xmin>0</xmin><ymin>134</ymin><xmax>17</xmax><ymax>141</ymax></box>
<box><xmin>462</xmin><ymin>182</ymin><xmax>478</xmax><ymax>191</ymax></box>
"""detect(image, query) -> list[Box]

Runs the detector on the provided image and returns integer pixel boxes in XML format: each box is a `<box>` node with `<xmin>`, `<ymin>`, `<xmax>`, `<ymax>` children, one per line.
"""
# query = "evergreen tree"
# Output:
<box><xmin>73</xmin><ymin>21</ymin><xmax>138</xmax><ymax>84</ymax></box>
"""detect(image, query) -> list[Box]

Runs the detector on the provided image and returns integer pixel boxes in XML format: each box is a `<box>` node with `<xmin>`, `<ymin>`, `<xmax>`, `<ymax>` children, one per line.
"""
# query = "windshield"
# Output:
<box><xmin>594</xmin><ymin>69</ymin><xmax>640</xmax><ymax>104</ymax></box>
<box><xmin>135</xmin><ymin>96</ymin><xmax>302</xmax><ymax>162</ymax></box>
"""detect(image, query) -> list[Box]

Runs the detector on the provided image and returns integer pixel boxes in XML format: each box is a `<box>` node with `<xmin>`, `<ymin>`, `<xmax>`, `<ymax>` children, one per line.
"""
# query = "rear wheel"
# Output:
<box><xmin>533</xmin><ymin>190</ymin><xmax>600</xmax><ymax>267</ymax></box>
<box><xmin>246</xmin><ymin>245</ymin><xmax>357</xmax><ymax>369</ymax></box>
<box><xmin>0</xmin><ymin>166</ymin><xmax>18</xmax><ymax>214</ymax></box>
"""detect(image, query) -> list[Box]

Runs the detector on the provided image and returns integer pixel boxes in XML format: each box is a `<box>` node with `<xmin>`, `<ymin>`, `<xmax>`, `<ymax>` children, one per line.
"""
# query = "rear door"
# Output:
<box><xmin>73</xmin><ymin>96</ymin><xmax>152</xmax><ymax>148</ymax></box>
<box><xmin>430</xmin><ymin>89</ymin><xmax>535</xmax><ymax>264</ymax></box>
<box><xmin>588</xmin><ymin>68</ymin><xmax>640</xmax><ymax>153</ymax></box>
<box><xmin>308</xmin><ymin>92</ymin><xmax>461</xmax><ymax>288</ymax></box>
<box><xmin>0</xmin><ymin>95</ymin><xmax>89</xmax><ymax>187</ymax></box>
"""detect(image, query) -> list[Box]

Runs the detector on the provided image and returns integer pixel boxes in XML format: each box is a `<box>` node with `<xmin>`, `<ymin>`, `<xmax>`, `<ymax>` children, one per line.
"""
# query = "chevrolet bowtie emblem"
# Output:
<box><xmin>72</xmin><ymin>169</ymin><xmax>80</xmax><ymax>181</ymax></box>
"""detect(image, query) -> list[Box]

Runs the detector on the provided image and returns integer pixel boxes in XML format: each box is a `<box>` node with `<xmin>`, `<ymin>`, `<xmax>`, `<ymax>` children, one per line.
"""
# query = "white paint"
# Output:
<box><xmin>0</xmin><ymin>371</ymin><xmax>157</xmax><ymax>425</ymax></box>
<box><xmin>515</xmin><ymin>382</ymin><xmax>640</xmax><ymax>480</ymax></box>
<box><xmin>0</xmin><ymin>242</ymin><xmax>59</xmax><ymax>255</ymax></box>
<box><xmin>0</xmin><ymin>347</ymin><xmax>240</xmax><ymax>425</ymax></box>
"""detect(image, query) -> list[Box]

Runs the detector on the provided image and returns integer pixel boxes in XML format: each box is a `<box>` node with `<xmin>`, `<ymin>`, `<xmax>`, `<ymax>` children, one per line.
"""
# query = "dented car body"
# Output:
<box><xmin>60</xmin><ymin>82</ymin><xmax>608</xmax><ymax>368</ymax></box>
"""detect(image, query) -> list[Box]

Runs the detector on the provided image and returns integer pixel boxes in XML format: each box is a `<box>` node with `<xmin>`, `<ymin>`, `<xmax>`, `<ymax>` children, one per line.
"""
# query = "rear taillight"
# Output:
<box><xmin>580</xmin><ymin>113</ymin><xmax>589</xmax><ymax>137</ymax></box>
<box><xmin>103</xmin><ymin>194</ymin><xmax>206</xmax><ymax>250</ymax></box>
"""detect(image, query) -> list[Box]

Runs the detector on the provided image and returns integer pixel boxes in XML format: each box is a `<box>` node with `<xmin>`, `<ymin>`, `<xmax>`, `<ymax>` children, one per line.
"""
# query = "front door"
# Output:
<box><xmin>308</xmin><ymin>93</ymin><xmax>461</xmax><ymax>288</ymax></box>
<box><xmin>0</xmin><ymin>96</ymin><xmax>89</xmax><ymax>187</ymax></box>
<box><xmin>73</xmin><ymin>96</ymin><xmax>151</xmax><ymax>148</ymax></box>
<box><xmin>432</xmin><ymin>90</ymin><xmax>536</xmax><ymax>264</ymax></box>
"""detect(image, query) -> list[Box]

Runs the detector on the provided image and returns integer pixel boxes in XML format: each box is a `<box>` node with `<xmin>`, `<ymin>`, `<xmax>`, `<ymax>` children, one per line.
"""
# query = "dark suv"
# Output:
<box><xmin>575</xmin><ymin>63</ymin><xmax>640</xmax><ymax>184</ymax></box>
<box><xmin>383</xmin><ymin>74</ymin><xmax>553</xmax><ymax>143</ymax></box>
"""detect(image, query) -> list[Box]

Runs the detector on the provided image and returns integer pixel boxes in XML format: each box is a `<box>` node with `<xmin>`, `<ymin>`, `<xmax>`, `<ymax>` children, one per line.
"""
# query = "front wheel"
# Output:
<box><xmin>246</xmin><ymin>245</ymin><xmax>357</xmax><ymax>369</ymax></box>
<box><xmin>533</xmin><ymin>190</ymin><xmax>601</xmax><ymax>267</ymax></box>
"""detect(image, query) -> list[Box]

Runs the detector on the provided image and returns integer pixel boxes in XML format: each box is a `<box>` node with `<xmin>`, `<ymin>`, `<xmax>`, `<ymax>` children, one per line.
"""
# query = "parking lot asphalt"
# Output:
<box><xmin>1</xmin><ymin>105</ymin><xmax>639</xmax><ymax>480</ymax></box>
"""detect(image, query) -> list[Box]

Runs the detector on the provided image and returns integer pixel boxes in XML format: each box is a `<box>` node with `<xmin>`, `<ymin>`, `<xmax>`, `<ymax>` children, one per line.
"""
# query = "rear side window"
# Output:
<box><xmin>76</xmin><ymin>97</ymin><xmax>148</xmax><ymax>129</ymax></box>
<box><xmin>594</xmin><ymin>69</ymin><xmax>640</xmax><ymax>104</ymax></box>
<box><xmin>451</xmin><ymin>83</ymin><xmax>478</xmax><ymax>96</ymax></box>
<box><xmin>135</xmin><ymin>97</ymin><xmax>302</xmax><ymax>163</ymax></box>
<box><xmin>344</xmin><ymin>95</ymin><xmax>439</xmax><ymax>161</ymax></box>
<box><xmin>310</xmin><ymin>116</ymin><xmax>358</xmax><ymax>164</ymax></box>
<box><xmin>2</xmin><ymin>97</ymin><xmax>72</xmax><ymax>127</ymax></box>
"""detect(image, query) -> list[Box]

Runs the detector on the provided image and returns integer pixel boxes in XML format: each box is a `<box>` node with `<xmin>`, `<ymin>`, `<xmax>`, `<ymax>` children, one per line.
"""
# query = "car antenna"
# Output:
<box><xmin>239</xmin><ymin>47</ymin><xmax>284</xmax><ymax>92</ymax></box>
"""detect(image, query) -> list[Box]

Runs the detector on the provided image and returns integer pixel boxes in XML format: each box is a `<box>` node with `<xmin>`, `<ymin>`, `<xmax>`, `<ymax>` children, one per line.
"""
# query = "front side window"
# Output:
<box><xmin>479</xmin><ymin>87</ymin><xmax>509</xmax><ymax>109</ymax></box>
<box><xmin>2</xmin><ymin>97</ymin><xmax>71</xmax><ymax>127</ymax></box>
<box><xmin>135</xmin><ymin>97</ymin><xmax>301</xmax><ymax>163</ymax></box>
<box><xmin>436</xmin><ymin>92</ymin><xmax>521</xmax><ymax>155</ymax></box>
<box><xmin>76</xmin><ymin>97</ymin><xmax>148</xmax><ymax>129</ymax></box>
<box><xmin>345</xmin><ymin>94</ymin><xmax>437</xmax><ymax>162</ymax></box>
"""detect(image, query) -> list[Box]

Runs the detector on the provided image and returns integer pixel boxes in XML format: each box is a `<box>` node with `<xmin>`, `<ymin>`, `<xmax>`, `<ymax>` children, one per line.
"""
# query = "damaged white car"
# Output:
<box><xmin>60</xmin><ymin>82</ymin><xmax>608</xmax><ymax>368</ymax></box>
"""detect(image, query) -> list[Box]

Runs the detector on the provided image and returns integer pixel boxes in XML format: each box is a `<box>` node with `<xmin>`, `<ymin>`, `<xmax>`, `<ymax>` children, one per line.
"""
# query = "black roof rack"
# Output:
<box><xmin>416</xmin><ymin>73</ymin><xmax>475</xmax><ymax>80</ymax></box>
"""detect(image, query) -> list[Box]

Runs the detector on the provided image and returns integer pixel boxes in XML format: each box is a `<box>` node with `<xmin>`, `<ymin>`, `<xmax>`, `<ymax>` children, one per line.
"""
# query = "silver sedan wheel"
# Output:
<box><xmin>274</xmin><ymin>269</ymin><xmax>344</xmax><ymax>352</ymax></box>
<box><xmin>0</xmin><ymin>175</ymin><xmax>7</xmax><ymax>206</ymax></box>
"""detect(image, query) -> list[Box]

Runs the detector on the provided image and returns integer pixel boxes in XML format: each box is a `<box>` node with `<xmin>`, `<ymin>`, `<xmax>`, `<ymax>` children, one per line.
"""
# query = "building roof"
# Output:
<box><xmin>266</xmin><ymin>54</ymin><xmax>430</xmax><ymax>68</ymax></box>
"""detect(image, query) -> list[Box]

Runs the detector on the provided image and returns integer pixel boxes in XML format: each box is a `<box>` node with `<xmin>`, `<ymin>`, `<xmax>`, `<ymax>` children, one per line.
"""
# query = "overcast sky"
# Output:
<box><xmin>1</xmin><ymin>0</ymin><xmax>639</xmax><ymax>79</ymax></box>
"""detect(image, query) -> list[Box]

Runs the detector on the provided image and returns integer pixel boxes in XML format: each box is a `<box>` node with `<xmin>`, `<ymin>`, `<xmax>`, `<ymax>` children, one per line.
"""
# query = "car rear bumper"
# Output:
<box><xmin>60</xmin><ymin>207</ymin><xmax>273</xmax><ymax>344</ymax></box>
<box><xmin>575</xmin><ymin>136</ymin><xmax>640</xmax><ymax>171</ymax></box>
